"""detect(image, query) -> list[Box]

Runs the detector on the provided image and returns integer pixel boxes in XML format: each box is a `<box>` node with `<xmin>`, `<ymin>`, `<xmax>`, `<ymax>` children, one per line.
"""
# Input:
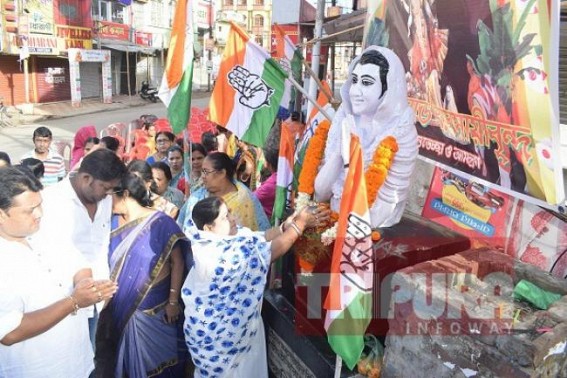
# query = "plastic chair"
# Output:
<box><xmin>51</xmin><ymin>140</ymin><xmax>73</xmax><ymax>171</ymax></box>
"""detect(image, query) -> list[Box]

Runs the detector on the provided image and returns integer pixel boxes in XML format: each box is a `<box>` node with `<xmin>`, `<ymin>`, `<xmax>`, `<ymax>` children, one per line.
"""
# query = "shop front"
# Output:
<box><xmin>67</xmin><ymin>48</ymin><xmax>112</xmax><ymax>107</ymax></box>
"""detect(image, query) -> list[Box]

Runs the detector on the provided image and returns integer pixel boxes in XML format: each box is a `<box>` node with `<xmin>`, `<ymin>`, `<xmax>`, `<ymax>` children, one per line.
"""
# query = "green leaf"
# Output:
<box><xmin>515</xmin><ymin>33</ymin><xmax>537</xmax><ymax>62</ymax></box>
<box><xmin>513</xmin><ymin>0</ymin><xmax>537</xmax><ymax>45</ymax></box>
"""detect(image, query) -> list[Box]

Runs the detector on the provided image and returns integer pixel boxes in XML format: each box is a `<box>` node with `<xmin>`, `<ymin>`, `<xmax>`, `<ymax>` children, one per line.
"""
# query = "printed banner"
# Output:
<box><xmin>363</xmin><ymin>0</ymin><xmax>563</xmax><ymax>207</ymax></box>
<box><xmin>422</xmin><ymin>167</ymin><xmax>511</xmax><ymax>249</ymax></box>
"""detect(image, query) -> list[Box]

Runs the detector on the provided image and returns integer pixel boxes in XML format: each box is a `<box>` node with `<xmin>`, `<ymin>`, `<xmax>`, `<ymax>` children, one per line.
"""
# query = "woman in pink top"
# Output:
<box><xmin>70</xmin><ymin>125</ymin><xmax>97</xmax><ymax>168</ymax></box>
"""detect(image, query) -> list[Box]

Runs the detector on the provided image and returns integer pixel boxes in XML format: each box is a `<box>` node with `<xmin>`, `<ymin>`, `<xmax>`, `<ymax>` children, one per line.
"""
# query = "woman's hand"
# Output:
<box><xmin>72</xmin><ymin>278</ymin><xmax>117</xmax><ymax>308</ymax></box>
<box><xmin>165</xmin><ymin>302</ymin><xmax>180</xmax><ymax>324</ymax></box>
<box><xmin>294</xmin><ymin>204</ymin><xmax>332</xmax><ymax>229</ymax></box>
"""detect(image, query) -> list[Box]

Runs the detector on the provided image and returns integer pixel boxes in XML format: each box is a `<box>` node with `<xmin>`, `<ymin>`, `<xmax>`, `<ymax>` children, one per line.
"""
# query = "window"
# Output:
<box><xmin>254</xmin><ymin>15</ymin><xmax>263</xmax><ymax>27</ymax></box>
<box><xmin>224</xmin><ymin>0</ymin><xmax>233</xmax><ymax>5</ymax></box>
<box><xmin>254</xmin><ymin>0</ymin><xmax>263</xmax><ymax>5</ymax></box>
<box><xmin>93</xmin><ymin>1</ymin><xmax>128</xmax><ymax>24</ymax></box>
<box><xmin>111</xmin><ymin>2</ymin><xmax>125</xmax><ymax>23</ymax></box>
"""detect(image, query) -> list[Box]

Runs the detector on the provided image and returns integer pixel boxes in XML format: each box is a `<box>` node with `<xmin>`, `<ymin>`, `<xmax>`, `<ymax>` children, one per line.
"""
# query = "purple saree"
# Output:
<box><xmin>95</xmin><ymin>211</ymin><xmax>191</xmax><ymax>378</ymax></box>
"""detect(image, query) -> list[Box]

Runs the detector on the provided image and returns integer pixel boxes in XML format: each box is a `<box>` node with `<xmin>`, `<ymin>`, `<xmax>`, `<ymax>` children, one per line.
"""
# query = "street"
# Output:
<box><xmin>0</xmin><ymin>95</ymin><xmax>210</xmax><ymax>161</ymax></box>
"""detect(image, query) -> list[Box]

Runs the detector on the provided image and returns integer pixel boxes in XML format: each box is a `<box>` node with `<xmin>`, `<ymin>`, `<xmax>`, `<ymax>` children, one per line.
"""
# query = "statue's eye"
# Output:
<box><xmin>361</xmin><ymin>78</ymin><xmax>376</xmax><ymax>86</ymax></box>
<box><xmin>351</xmin><ymin>75</ymin><xmax>358</xmax><ymax>84</ymax></box>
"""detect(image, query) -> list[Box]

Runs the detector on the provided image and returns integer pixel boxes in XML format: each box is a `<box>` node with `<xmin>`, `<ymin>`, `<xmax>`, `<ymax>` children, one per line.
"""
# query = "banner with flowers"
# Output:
<box><xmin>363</xmin><ymin>0</ymin><xmax>563</xmax><ymax>208</ymax></box>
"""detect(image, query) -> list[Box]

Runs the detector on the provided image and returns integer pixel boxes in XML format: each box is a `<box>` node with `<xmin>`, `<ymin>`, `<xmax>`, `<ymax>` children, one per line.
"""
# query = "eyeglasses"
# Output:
<box><xmin>201</xmin><ymin>168</ymin><xmax>217</xmax><ymax>177</ymax></box>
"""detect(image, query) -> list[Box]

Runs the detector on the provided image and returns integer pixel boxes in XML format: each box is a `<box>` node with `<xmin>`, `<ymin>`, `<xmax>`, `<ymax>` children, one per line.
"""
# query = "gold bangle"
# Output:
<box><xmin>68</xmin><ymin>295</ymin><xmax>80</xmax><ymax>316</ymax></box>
<box><xmin>289</xmin><ymin>221</ymin><xmax>302</xmax><ymax>237</ymax></box>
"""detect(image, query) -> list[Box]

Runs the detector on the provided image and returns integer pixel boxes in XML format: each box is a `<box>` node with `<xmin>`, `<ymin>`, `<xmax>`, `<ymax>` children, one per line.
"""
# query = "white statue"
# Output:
<box><xmin>314</xmin><ymin>46</ymin><xmax>418</xmax><ymax>228</ymax></box>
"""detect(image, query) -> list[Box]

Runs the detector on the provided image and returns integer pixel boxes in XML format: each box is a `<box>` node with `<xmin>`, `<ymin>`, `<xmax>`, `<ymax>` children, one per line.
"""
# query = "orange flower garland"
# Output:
<box><xmin>297</xmin><ymin>120</ymin><xmax>331</xmax><ymax>195</ymax></box>
<box><xmin>365</xmin><ymin>136</ymin><xmax>399</xmax><ymax>207</ymax></box>
<box><xmin>298</xmin><ymin>126</ymin><xmax>398</xmax><ymax>209</ymax></box>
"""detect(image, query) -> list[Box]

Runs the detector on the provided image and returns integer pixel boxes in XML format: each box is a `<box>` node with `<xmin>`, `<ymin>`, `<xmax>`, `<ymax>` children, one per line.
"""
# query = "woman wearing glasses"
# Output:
<box><xmin>146</xmin><ymin>131</ymin><xmax>175</xmax><ymax>165</ymax></box>
<box><xmin>178</xmin><ymin>152</ymin><xmax>270</xmax><ymax>233</ymax></box>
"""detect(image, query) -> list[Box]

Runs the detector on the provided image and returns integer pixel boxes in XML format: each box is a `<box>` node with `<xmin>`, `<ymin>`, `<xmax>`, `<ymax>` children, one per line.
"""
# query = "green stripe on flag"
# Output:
<box><xmin>326</xmin><ymin>291</ymin><xmax>373</xmax><ymax>370</ymax></box>
<box><xmin>167</xmin><ymin>63</ymin><xmax>193</xmax><ymax>135</ymax></box>
<box><xmin>272</xmin><ymin>184</ymin><xmax>288</xmax><ymax>224</ymax></box>
<box><xmin>242</xmin><ymin>58</ymin><xmax>286</xmax><ymax>147</ymax></box>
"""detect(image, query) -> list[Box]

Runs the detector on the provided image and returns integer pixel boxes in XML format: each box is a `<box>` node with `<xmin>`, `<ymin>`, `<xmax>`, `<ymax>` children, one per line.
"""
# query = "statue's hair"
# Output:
<box><xmin>356</xmin><ymin>49</ymin><xmax>389</xmax><ymax>99</ymax></box>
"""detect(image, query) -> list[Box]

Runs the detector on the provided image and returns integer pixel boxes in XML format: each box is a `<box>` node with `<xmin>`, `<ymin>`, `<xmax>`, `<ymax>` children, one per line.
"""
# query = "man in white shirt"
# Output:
<box><xmin>31</xmin><ymin>148</ymin><xmax>127</xmax><ymax>347</ymax></box>
<box><xmin>0</xmin><ymin>167</ymin><xmax>117</xmax><ymax>378</ymax></box>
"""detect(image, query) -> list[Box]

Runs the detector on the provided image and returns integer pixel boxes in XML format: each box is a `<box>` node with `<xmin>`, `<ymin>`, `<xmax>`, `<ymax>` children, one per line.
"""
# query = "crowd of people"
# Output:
<box><xmin>0</xmin><ymin>110</ymin><xmax>328</xmax><ymax>378</ymax></box>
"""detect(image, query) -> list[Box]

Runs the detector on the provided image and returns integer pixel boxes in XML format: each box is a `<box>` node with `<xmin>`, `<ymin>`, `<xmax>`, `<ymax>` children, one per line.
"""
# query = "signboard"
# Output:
<box><xmin>69</xmin><ymin>48</ymin><xmax>110</xmax><ymax>63</ymax></box>
<box><xmin>97</xmin><ymin>21</ymin><xmax>129</xmax><ymax>41</ymax></box>
<box><xmin>27</xmin><ymin>0</ymin><xmax>54</xmax><ymax>35</ymax></box>
<box><xmin>135</xmin><ymin>31</ymin><xmax>152</xmax><ymax>47</ymax></box>
<box><xmin>197</xmin><ymin>1</ymin><xmax>212</xmax><ymax>29</ymax></box>
<box><xmin>27</xmin><ymin>34</ymin><xmax>59</xmax><ymax>55</ymax></box>
<box><xmin>363</xmin><ymin>0</ymin><xmax>563</xmax><ymax>208</ymax></box>
<box><xmin>56</xmin><ymin>25</ymin><xmax>92</xmax><ymax>50</ymax></box>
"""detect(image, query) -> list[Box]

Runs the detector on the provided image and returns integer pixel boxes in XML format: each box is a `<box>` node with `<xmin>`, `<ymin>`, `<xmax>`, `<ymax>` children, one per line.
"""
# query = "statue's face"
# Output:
<box><xmin>349</xmin><ymin>63</ymin><xmax>383</xmax><ymax>116</ymax></box>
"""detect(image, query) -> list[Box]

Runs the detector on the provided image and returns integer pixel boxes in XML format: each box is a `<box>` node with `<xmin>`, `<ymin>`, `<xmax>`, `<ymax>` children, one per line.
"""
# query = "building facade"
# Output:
<box><xmin>0</xmin><ymin>0</ymin><xmax>174</xmax><ymax>106</ymax></box>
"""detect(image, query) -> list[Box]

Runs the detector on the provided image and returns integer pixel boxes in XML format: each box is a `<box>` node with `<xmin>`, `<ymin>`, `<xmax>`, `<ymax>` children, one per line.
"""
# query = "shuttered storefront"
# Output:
<box><xmin>79</xmin><ymin>62</ymin><xmax>102</xmax><ymax>99</ymax></box>
<box><xmin>0</xmin><ymin>55</ymin><xmax>26</xmax><ymax>106</ymax></box>
<box><xmin>34</xmin><ymin>57</ymin><xmax>71</xmax><ymax>103</ymax></box>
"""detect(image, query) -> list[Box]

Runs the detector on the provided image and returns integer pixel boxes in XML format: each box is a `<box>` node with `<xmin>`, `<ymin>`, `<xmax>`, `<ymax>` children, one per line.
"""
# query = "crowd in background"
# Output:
<box><xmin>0</xmin><ymin>110</ymin><xmax>325</xmax><ymax>378</ymax></box>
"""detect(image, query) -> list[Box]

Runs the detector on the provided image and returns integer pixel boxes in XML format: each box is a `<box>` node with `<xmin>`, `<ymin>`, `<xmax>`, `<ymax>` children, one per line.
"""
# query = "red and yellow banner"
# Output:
<box><xmin>364</xmin><ymin>0</ymin><xmax>563</xmax><ymax>207</ymax></box>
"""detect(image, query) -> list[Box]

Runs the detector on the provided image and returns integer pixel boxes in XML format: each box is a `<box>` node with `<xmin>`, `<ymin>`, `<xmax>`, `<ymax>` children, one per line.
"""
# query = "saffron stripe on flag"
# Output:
<box><xmin>158</xmin><ymin>0</ymin><xmax>194</xmax><ymax>134</ymax></box>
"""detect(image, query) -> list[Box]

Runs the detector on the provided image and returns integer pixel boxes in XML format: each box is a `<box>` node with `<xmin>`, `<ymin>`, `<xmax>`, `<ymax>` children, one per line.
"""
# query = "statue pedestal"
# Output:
<box><xmin>262</xmin><ymin>213</ymin><xmax>471</xmax><ymax>375</ymax></box>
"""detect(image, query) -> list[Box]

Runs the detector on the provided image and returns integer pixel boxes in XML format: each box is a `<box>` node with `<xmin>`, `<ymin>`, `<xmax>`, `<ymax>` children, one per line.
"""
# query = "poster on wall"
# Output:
<box><xmin>363</xmin><ymin>0</ymin><xmax>563</xmax><ymax>208</ymax></box>
<box><xmin>422</xmin><ymin>167</ymin><xmax>511</xmax><ymax>248</ymax></box>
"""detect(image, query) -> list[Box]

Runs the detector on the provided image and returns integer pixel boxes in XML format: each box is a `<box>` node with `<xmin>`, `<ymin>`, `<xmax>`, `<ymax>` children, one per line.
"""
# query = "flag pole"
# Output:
<box><xmin>334</xmin><ymin>355</ymin><xmax>343</xmax><ymax>378</ymax></box>
<box><xmin>301</xmin><ymin>59</ymin><xmax>336</xmax><ymax>104</ymax></box>
<box><xmin>287</xmin><ymin>75</ymin><xmax>333</xmax><ymax>122</ymax></box>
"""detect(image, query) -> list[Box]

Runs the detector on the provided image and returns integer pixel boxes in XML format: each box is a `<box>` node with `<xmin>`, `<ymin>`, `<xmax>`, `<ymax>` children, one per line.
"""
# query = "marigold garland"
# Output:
<box><xmin>298</xmin><ymin>128</ymin><xmax>398</xmax><ymax>209</ymax></box>
<box><xmin>365</xmin><ymin>136</ymin><xmax>399</xmax><ymax>207</ymax></box>
<box><xmin>297</xmin><ymin>120</ymin><xmax>331</xmax><ymax>195</ymax></box>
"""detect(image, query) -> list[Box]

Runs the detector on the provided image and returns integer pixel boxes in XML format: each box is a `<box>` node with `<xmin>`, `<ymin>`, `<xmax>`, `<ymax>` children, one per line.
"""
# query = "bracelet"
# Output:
<box><xmin>169</xmin><ymin>288</ymin><xmax>177</xmax><ymax>293</ymax></box>
<box><xmin>68</xmin><ymin>295</ymin><xmax>80</xmax><ymax>316</ymax></box>
<box><xmin>168</xmin><ymin>301</ymin><xmax>179</xmax><ymax>306</ymax></box>
<box><xmin>288</xmin><ymin>221</ymin><xmax>302</xmax><ymax>237</ymax></box>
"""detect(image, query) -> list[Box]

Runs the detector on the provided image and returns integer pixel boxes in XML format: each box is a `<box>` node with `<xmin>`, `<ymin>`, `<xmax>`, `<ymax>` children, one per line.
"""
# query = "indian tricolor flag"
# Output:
<box><xmin>158</xmin><ymin>0</ymin><xmax>194</xmax><ymax>134</ymax></box>
<box><xmin>209</xmin><ymin>22</ymin><xmax>287</xmax><ymax>148</ymax></box>
<box><xmin>272</xmin><ymin>122</ymin><xmax>295</xmax><ymax>223</ymax></box>
<box><xmin>324</xmin><ymin>135</ymin><xmax>374</xmax><ymax>370</ymax></box>
<box><xmin>272</xmin><ymin>24</ymin><xmax>302</xmax><ymax>111</ymax></box>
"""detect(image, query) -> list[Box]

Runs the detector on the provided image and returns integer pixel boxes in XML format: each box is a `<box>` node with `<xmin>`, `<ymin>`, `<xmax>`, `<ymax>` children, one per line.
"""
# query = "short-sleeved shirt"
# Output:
<box><xmin>0</xmin><ymin>237</ymin><xmax>93</xmax><ymax>378</ymax></box>
<box><xmin>31</xmin><ymin>177</ymin><xmax>113</xmax><ymax>315</ymax></box>
<box><xmin>20</xmin><ymin>149</ymin><xmax>66</xmax><ymax>187</ymax></box>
